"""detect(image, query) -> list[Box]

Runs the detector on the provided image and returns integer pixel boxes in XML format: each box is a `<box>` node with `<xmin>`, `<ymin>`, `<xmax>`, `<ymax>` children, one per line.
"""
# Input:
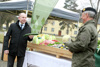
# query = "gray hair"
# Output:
<box><xmin>83</xmin><ymin>11</ymin><xmax>96</xmax><ymax>19</ymax></box>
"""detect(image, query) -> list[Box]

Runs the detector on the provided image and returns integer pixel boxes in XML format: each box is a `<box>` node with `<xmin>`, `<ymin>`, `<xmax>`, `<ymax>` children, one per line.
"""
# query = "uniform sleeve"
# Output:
<box><xmin>4</xmin><ymin>24</ymin><xmax>12</xmax><ymax>50</ymax></box>
<box><xmin>64</xmin><ymin>27</ymin><xmax>91</xmax><ymax>53</ymax></box>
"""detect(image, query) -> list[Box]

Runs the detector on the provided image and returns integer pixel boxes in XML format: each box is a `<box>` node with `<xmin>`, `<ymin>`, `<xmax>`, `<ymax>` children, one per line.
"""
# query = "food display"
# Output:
<box><xmin>27</xmin><ymin>34</ymin><xmax>72</xmax><ymax>58</ymax></box>
<box><xmin>32</xmin><ymin>34</ymin><xmax>71</xmax><ymax>49</ymax></box>
<box><xmin>33</xmin><ymin>34</ymin><xmax>56</xmax><ymax>45</ymax></box>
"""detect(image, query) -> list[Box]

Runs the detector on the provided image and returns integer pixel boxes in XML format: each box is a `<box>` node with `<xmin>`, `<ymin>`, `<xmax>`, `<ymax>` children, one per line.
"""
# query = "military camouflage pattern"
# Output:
<box><xmin>64</xmin><ymin>20</ymin><xmax>98</xmax><ymax>67</ymax></box>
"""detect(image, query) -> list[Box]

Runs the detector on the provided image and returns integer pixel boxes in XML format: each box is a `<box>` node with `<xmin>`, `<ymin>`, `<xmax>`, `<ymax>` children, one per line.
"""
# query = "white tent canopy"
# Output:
<box><xmin>0</xmin><ymin>0</ymin><xmax>80</xmax><ymax>21</ymax></box>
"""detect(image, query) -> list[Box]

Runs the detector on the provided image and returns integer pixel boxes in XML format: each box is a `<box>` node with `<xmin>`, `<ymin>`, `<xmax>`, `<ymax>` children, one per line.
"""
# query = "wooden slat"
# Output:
<box><xmin>3</xmin><ymin>53</ymin><xmax>17</xmax><ymax>62</ymax></box>
<box><xmin>27</xmin><ymin>42</ymin><xmax>72</xmax><ymax>59</ymax></box>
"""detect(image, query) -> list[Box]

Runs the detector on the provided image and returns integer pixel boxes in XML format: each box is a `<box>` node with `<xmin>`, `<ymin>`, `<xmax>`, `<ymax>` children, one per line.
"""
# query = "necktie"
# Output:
<box><xmin>21</xmin><ymin>24</ymin><xmax>23</xmax><ymax>30</ymax></box>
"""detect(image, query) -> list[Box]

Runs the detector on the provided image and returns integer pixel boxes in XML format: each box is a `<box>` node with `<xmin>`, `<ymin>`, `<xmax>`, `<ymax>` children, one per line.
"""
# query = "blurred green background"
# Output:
<box><xmin>0</xmin><ymin>33</ymin><xmax>4</xmax><ymax>43</ymax></box>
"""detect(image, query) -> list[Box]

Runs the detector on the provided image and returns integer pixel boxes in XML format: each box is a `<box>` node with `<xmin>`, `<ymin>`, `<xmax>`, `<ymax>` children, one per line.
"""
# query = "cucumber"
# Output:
<box><xmin>24</xmin><ymin>33</ymin><xmax>38</xmax><ymax>37</ymax></box>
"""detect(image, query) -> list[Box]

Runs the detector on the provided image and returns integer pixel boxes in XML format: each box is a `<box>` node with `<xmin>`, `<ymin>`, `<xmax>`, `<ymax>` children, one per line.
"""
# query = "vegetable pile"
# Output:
<box><xmin>32</xmin><ymin>34</ymin><xmax>69</xmax><ymax>49</ymax></box>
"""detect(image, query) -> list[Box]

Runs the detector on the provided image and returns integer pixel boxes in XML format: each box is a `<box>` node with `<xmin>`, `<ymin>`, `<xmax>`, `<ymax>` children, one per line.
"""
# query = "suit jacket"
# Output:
<box><xmin>4</xmin><ymin>20</ymin><xmax>32</xmax><ymax>56</ymax></box>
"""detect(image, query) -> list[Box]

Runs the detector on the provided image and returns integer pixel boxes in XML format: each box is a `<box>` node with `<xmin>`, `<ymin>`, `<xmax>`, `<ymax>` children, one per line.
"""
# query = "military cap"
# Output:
<box><xmin>82</xmin><ymin>7</ymin><xmax>97</xmax><ymax>14</ymax></box>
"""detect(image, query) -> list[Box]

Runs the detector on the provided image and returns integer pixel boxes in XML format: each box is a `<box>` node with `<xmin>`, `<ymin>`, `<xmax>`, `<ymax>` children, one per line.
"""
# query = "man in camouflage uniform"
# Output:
<box><xmin>64</xmin><ymin>7</ymin><xmax>98</xmax><ymax>67</ymax></box>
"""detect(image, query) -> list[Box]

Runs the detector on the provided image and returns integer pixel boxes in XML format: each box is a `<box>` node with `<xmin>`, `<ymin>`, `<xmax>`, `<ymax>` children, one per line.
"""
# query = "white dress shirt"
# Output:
<box><xmin>19</xmin><ymin>22</ymin><xmax>25</xmax><ymax>29</ymax></box>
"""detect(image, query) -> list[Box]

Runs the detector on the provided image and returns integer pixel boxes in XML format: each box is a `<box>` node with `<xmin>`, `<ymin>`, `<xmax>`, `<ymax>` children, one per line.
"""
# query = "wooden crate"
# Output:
<box><xmin>3</xmin><ymin>53</ymin><xmax>17</xmax><ymax>62</ymax></box>
<box><xmin>27</xmin><ymin>42</ymin><xmax>72</xmax><ymax>59</ymax></box>
<box><xmin>3</xmin><ymin>54</ymin><xmax>17</xmax><ymax>62</ymax></box>
<box><xmin>2</xmin><ymin>38</ymin><xmax>17</xmax><ymax>62</ymax></box>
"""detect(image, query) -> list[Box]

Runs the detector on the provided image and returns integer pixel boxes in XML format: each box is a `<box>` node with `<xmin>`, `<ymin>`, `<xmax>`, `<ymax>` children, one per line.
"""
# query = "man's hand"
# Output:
<box><xmin>29</xmin><ymin>35</ymin><xmax>34</xmax><ymax>39</ymax></box>
<box><xmin>4</xmin><ymin>50</ymin><xmax>9</xmax><ymax>55</ymax></box>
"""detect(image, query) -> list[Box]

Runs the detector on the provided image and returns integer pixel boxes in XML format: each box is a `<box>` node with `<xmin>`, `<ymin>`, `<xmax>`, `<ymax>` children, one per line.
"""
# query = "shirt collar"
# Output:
<box><xmin>19</xmin><ymin>22</ymin><xmax>25</xmax><ymax>27</ymax></box>
<box><xmin>84</xmin><ymin>20</ymin><xmax>95</xmax><ymax>25</ymax></box>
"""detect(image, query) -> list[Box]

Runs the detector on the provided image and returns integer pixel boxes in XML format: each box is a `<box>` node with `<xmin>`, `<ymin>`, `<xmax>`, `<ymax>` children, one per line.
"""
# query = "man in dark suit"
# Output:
<box><xmin>4</xmin><ymin>13</ymin><xmax>33</xmax><ymax>67</ymax></box>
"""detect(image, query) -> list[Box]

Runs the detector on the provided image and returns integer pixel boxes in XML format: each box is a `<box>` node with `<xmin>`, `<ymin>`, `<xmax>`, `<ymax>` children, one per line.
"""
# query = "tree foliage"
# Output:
<box><xmin>0</xmin><ymin>12</ymin><xmax>17</xmax><ymax>30</ymax></box>
<box><xmin>60</xmin><ymin>0</ymin><xmax>79</xmax><ymax>35</ymax></box>
<box><xmin>59</xmin><ymin>21</ymin><xmax>77</xmax><ymax>34</ymax></box>
<box><xmin>0</xmin><ymin>0</ymin><xmax>12</xmax><ymax>30</ymax></box>
<box><xmin>64</xmin><ymin>0</ymin><xmax>78</xmax><ymax>11</ymax></box>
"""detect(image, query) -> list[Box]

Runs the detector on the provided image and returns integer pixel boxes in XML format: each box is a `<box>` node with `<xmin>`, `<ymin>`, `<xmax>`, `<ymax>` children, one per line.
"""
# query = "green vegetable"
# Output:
<box><xmin>47</xmin><ymin>44</ymin><xmax>54</xmax><ymax>46</ymax></box>
<box><xmin>54</xmin><ymin>42</ymin><xmax>61</xmax><ymax>44</ymax></box>
<box><xmin>47</xmin><ymin>42</ymin><xmax>62</xmax><ymax>46</ymax></box>
<box><xmin>24</xmin><ymin>33</ymin><xmax>38</xmax><ymax>37</ymax></box>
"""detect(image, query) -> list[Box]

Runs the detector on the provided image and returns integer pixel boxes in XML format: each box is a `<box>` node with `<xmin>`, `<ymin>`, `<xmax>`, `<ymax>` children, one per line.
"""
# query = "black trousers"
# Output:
<box><xmin>7</xmin><ymin>54</ymin><xmax>24</xmax><ymax>67</ymax></box>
